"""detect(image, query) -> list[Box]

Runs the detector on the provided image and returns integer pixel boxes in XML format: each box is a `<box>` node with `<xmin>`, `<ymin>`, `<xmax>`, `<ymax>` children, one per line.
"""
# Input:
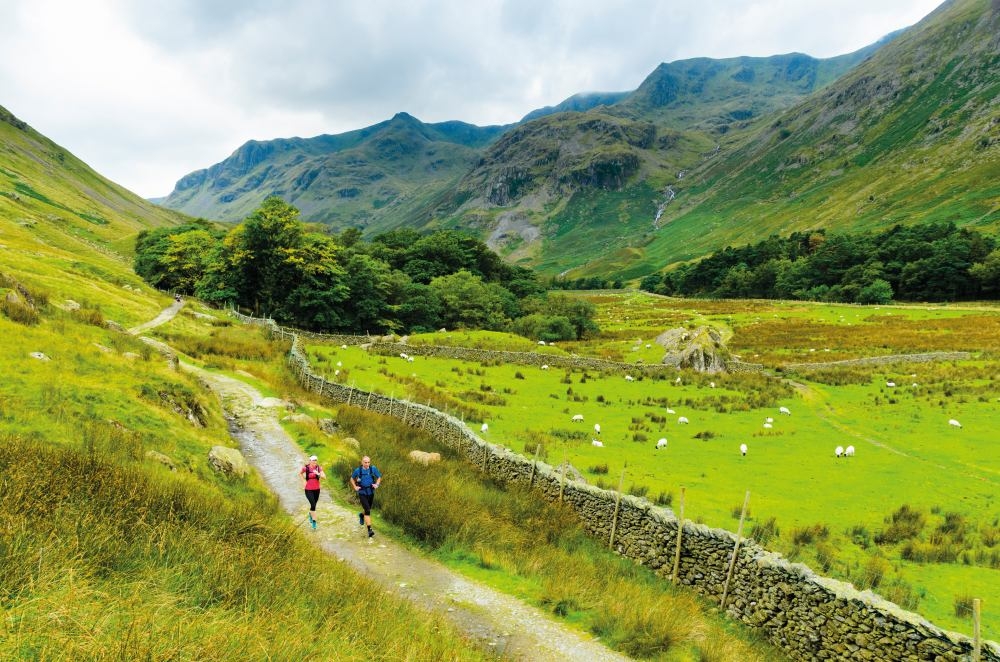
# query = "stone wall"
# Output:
<box><xmin>241</xmin><ymin>312</ymin><xmax>997</xmax><ymax>661</ymax></box>
<box><xmin>785</xmin><ymin>352</ymin><xmax>971</xmax><ymax>372</ymax></box>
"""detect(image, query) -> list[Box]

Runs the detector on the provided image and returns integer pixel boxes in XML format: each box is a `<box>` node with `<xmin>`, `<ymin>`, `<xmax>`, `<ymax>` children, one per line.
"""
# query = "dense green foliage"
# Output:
<box><xmin>640</xmin><ymin>222</ymin><xmax>998</xmax><ymax>303</ymax></box>
<box><xmin>135</xmin><ymin>197</ymin><xmax>599</xmax><ymax>338</ymax></box>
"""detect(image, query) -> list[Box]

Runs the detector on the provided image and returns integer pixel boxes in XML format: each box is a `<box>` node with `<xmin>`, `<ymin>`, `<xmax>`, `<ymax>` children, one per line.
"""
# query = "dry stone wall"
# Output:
<box><xmin>238</xmin><ymin>311</ymin><xmax>997</xmax><ymax>661</ymax></box>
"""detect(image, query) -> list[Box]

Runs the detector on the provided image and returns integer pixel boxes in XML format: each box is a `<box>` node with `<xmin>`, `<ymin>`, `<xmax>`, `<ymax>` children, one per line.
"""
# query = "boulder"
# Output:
<box><xmin>342</xmin><ymin>436</ymin><xmax>360</xmax><ymax>450</ymax></box>
<box><xmin>145</xmin><ymin>450</ymin><xmax>176</xmax><ymax>471</ymax></box>
<box><xmin>208</xmin><ymin>446</ymin><xmax>250</xmax><ymax>478</ymax></box>
<box><xmin>318</xmin><ymin>418</ymin><xmax>340</xmax><ymax>435</ymax></box>
<box><xmin>29</xmin><ymin>352</ymin><xmax>50</xmax><ymax>361</ymax></box>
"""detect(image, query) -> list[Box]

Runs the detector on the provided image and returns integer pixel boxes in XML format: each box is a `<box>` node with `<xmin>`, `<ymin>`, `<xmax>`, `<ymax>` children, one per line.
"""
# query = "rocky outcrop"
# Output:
<box><xmin>657</xmin><ymin>326</ymin><xmax>730</xmax><ymax>373</ymax></box>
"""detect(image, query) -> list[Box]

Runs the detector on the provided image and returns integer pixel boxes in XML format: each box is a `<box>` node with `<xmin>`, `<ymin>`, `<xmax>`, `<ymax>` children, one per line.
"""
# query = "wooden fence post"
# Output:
<box><xmin>558</xmin><ymin>455</ymin><xmax>567</xmax><ymax>502</ymax></box>
<box><xmin>528</xmin><ymin>445</ymin><xmax>541</xmax><ymax>487</ymax></box>
<box><xmin>974</xmin><ymin>598</ymin><xmax>981</xmax><ymax>661</ymax></box>
<box><xmin>609</xmin><ymin>464</ymin><xmax>627</xmax><ymax>548</ymax></box>
<box><xmin>721</xmin><ymin>490</ymin><xmax>751</xmax><ymax>611</ymax></box>
<box><xmin>347</xmin><ymin>383</ymin><xmax>354</xmax><ymax>407</ymax></box>
<box><xmin>672</xmin><ymin>486</ymin><xmax>686</xmax><ymax>584</ymax></box>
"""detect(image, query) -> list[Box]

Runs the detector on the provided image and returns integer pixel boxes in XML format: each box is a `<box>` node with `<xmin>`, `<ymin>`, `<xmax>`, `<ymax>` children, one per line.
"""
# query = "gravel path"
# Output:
<box><xmin>186</xmin><ymin>364</ymin><xmax>631</xmax><ymax>662</ymax></box>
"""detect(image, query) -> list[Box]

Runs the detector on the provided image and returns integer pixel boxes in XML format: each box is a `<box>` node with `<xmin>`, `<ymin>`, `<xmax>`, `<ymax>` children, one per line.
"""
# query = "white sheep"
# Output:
<box><xmin>779</xmin><ymin>406</ymin><xmax>791</xmax><ymax>415</ymax></box>
<box><xmin>656</xmin><ymin>438</ymin><xmax>668</xmax><ymax>449</ymax></box>
<box><xmin>740</xmin><ymin>443</ymin><xmax>748</xmax><ymax>456</ymax></box>
<box><xmin>594</xmin><ymin>423</ymin><xmax>601</xmax><ymax>435</ymax></box>
<box><xmin>886</xmin><ymin>381</ymin><xmax>896</xmax><ymax>388</ymax></box>
<box><xmin>765</xmin><ymin>417</ymin><xmax>774</xmax><ymax>423</ymax></box>
<box><xmin>948</xmin><ymin>419</ymin><xmax>962</xmax><ymax>428</ymax></box>
<box><xmin>571</xmin><ymin>414</ymin><xmax>584</xmax><ymax>422</ymax></box>
<box><xmin>592</xmin><ymin>439</ymin><xmax>604</xmax><ymax>448</ymax></box>
<box><xmin>709</xmin><ymin>381</ymin><xmax>716</xmax><ymax>388</ymax></box>
<box><xmin>625</xmin><ymin>375</ymin><xmax>634</xmax><ymax>382</ymax></box>
<box><xmin>336</xmin><ymin>361</ymin><xmax>342</xmax><ymax>367</ymax></box>
<box><xmin>481</xmin><ymin>423</ymin><xmax>489</xmax><ymax>433</ymax></box>
<box><xmin>845</xmin><ymin>445</ymin><xmax>855</xmax><ymax>457</ymax></box>
<box><xmin>334</xmin><ymin>369</ymin><xmax>340</xmax><ymax>376</ymax></box>
<box><xmin>538</xmin><ymin>340</ymin><xmax>546</xmax><ymax>345</ymax></box>
<box><xmin>400</xmin><ymin>352</ymin><xmax>409</xmax><ymax>359</ymax></box>
<box><xmin>407</xmin><ymin>356</ymin><xmax>415</xmax><ymax>363</ymax></box>
<box><xmin>835</xmin><ymin>445</ymin><xmax>844</xmax><ymax>458</ymax></box>
<box><xmin>677</xmin><ymin>416</ymin><xmax>689</xmax><ymax>424</ymax></box>
<box><xmin>675</xmin><ymin>376</ymin><xmax>682</xmax><ymax>384</ymax></box>
<box><xmin>541</xmin><ymin>364</ymin><xmax>549</xmax><ymax>370</ymax></box>
<box><xmin>763</xmin><ymin>423</ymin><xmax>772</xmax><ymax>429</ymax></box>
<box><xmin>666</xmin><ymin>408</ymin><xmax>676</xmax><ymax>414</ymax></box>
<box><xmin>645</xmin><ymin>343</ymin><xmax>651</xmax><ymax>348</ymax></box>
<box><xmin>341</xmin><ymin>344</ymin><xmax>348</xmax><ymax>349</ymax></box>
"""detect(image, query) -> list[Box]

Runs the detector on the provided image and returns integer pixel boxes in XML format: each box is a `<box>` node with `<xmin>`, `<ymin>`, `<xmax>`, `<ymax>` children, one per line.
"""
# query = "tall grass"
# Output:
<box><xmin>330</xmin><ymin>408</ymin><xmax>784</xmax><ymax>661</ymax></box>
<box><xmin>0</xmin><ymin>434</ymin><xmax>490</xmax><ymax>661</ymax></box>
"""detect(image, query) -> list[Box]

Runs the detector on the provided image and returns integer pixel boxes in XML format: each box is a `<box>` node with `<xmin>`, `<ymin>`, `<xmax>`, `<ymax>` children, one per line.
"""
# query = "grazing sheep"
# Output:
<box><xmin>886</xmin><ymin>381</ymin><xmax>896</xmax><ymax>388</ymax></box>
<box><xmin>334</xmin><ymin>369</ymin><xmax>340</xmax><ymax>376</ymax></box>
<box><xmin>592</xmin><ymin>439</ymin><xmax>604</xmax><ymax>448</ymax></box>
<box><xmin>779</xmin><ymin>406</ymin><xmax>791</xmax><ymax>415</ymax></box>
<box><xmin>675</xmin><ymin>376</ymin><xmax>682</xmax><ymax>384</ymax></box>
<box><xmin>656</xmin><ymin>438</ymin><xmax>668</xmax><ymax>449</ymax></box>
<box><xmin>625</xmin><ymin>375</ymin><xmax>634</xmax><ymax>382</ymax></box>
<box><xmin>948</xmin><ymin>419</ymin><xmax>962</xmax><ymax>428</ymax></box>
<box><xmin>408</xmin><ymin>450</ymin><xmax>442</xmax><ymax>465</ymax></box>
<box><xmin>835</xmin><ymin>446</ymin><xmax>844</xmax><ymax>458</ymax></box>
<box><xmin>594</xmin><ymin>423</ymin><xmax>601</xmax><ymax>435</ymax></box>
<box><xmin>571</xmin><ymin>414</ymin><xmax>584</xmax><ymax>422</ymax></box>
<box><xmin>400</xmin><ymin>352</ymin><xmax>408</xmax><ymax>359</ymax></box>
<box><xmin>341</xmin><ymin>344</ymin><xmax>348</xmax><ymax>349</ymax></box>
<box><xmin>407</xmin><ymin>356</ymin><xmax>415</xmax><ymax>363</ymax></box>
<box><xmin>645</xmin><ymin>344</ymin><xmax>651</xmax><ymax>348</ymax></box>
<box><xmin>677</xmin><ymin>416</ymin><xmax>689</xmax><ymax>424</ymax></box>
<box><xmin>666</xmin><ymin>408</ymin><xmax>676</xmax><ymax>414</ymax></box>
<box><xmin>336</xmin><ymin>361</ymin><xmax>342</xmax><ymax>367</ymax></box>
<box><xmin>538</xmin><ymin>340</ymin><xmax>546</xmax><ymax>345</ymax></box>
<box><xmin>481</xmin><ymin>423</ymin><xmax>489</xmax><ymax>433</ymax></box>
<box><xmin>740</xmin><ymin>443</ymin><xmax>748</xmax><ymax>456</ymax></box>
<box><xmin>709</xmin><ymin>382</ymin><xmax>716</xmax><ymax>389</ymax></box>
<box><xmin>765</xmin><ymin>417</ymin><xmax>774</xmax><ymax>423</ymax></box>
<box><xmin>541</xmin><ymin>364</ymin><xmax>549</xmax><ymax>370</ymax></box>
<box><xmin>763</xmin><ymin>423</ymin><xmax>772</xmax><ymax>429</ymax></box>
<box><xmin>845</xmin><ymin>445</ymin><xmax>855</xmax><ymax>457</ymax></box>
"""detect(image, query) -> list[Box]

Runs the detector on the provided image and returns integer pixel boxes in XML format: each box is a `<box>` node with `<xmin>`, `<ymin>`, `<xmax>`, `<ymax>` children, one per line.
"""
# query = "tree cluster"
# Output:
<box><xmin>135</xmin><ymin>197</ymin><xmax>599</xmax><ymax>338</ymax></box>
<box><xmin>640</xmin><ymin>223</ymin><xmax>1000</xmax><ymax>303</ymax></box>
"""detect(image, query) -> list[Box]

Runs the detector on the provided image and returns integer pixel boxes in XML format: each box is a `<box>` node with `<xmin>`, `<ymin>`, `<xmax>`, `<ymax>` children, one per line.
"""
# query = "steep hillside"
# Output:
<box><xmin>430</xmin><ymin>47</ymin><xmax>881</xmax><ymax>267</ymax></box>
<box><xmin>160</xmin><ymin>112</ymin><xmax>507</xmax><ymax>231</ymax></box>
<box><xmin>605</xmin><ymin>0</ymin><xmax>1000</xmax><ymax>279</ymax></box>
<box><xmin>1</xmin><ymin>105</ymin><xmax>188</xmax><ymax>256</ymax></box>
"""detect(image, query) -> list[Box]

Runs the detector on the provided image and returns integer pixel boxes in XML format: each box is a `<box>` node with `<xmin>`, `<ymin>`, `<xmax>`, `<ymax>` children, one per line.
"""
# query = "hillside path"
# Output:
<box><xmin>185</xmin><ymin>364</ymin><xmax>630</xmax><ymax>662</ymax></box>
<box><xmin>129</xmin><ymin>298</ymin><xmax>183</xmax><ymax>334</ymax></box>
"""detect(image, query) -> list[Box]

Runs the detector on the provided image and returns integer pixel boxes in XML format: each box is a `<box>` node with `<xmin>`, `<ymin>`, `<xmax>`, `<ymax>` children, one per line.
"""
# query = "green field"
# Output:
<box><xmin>305</xmin><ymin>291</ymin><xmax>1000</xmax><ymax>640</ymax></box>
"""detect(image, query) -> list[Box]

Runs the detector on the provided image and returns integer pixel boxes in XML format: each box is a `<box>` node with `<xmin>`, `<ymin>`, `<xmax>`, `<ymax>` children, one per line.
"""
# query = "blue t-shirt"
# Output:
<box><xmin>351</xmin><ymin>465</ymin><xmax>381</xmax><ymax>495</ymax></box>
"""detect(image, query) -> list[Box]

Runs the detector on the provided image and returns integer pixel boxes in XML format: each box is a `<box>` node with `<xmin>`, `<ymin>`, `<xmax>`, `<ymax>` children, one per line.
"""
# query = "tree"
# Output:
<box><xmin>856</xmin><ymin>279</ymin><xmax>894</xmax><ymax>305</ymax></box>
<box><xmin>970</xmin><ymin>249</ymin><xmax>1000</xmax><ymax>296</ymax></box>
<box><xmin>429</xmin><ymin>270</ymin><xmax>511</xmax><ymax>330</ymax></box>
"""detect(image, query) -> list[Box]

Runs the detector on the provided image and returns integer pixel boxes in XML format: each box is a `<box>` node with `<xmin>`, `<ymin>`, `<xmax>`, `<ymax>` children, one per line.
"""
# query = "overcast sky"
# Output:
<box><xmin>0</xmin><ymin>0</ymin><xmax>943</xmax><ymax>198</ymax></box>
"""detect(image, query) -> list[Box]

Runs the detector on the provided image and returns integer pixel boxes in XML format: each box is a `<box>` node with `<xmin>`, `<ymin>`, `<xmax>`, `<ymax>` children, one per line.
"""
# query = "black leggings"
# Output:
<box><xmin>358</xmin><ymin>492</ymin><xmax>375</xmax><ymax>515</ymax></box>
<box><xmin>305</xmin><ymin>489</ymin><xmax>320</xmax><ymax>512</ymax></box>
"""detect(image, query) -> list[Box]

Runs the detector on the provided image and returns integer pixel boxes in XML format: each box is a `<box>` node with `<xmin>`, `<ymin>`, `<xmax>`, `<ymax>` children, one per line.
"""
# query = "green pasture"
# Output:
<box><xmin>304</xmin><ymin>291</ymin><xmax>1000</xmax><ymax>640</ymax></box>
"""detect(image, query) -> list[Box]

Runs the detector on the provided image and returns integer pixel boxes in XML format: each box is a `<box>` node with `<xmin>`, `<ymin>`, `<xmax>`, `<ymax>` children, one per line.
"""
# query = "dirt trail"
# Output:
<box><xmin>129</xmin><ymin>299</ymin><xmax>183</xmax><ymax>334</ymax></box>
<box><xmin>134</xmin><ymin>303</ymin><xmax>629</xmax><ymax>661</ymax></box>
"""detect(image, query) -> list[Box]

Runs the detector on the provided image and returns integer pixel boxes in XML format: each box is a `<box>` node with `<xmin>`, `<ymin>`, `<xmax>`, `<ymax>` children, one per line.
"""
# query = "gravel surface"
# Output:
<box><xmin>187</xmin><ymin>364</ymin><xmax>632</xmax><ymax>662</ymax></box>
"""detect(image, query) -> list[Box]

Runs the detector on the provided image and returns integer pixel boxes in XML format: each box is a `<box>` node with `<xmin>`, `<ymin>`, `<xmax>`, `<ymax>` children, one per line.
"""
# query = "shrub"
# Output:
<box><xmin>588</xmin><ymin>463</ymin><xmax>609</xmax><ymax>475</ymax></box>
<box><xmin>1</xmin><ymin>295</ymin><xmax>40</xmax><ymax>325</ymax></box>
<box><xmin>750</xmin><ymin>517</ymin><xmax>780</xmax><ymax>545</ymax></box>
<box><xmin>875</xmin><ymin>504</ymin><xmax>925</xmax><ymax>544</ymax></box>
<box><xmin>654</xmin><ymin>491</ymin><xmax>673</xmax><ymax>507</ymax></box>
<box><xmin>954</xmin><ymin>594</ymin><xmax>975</xmax><ymax>618</ymax></box>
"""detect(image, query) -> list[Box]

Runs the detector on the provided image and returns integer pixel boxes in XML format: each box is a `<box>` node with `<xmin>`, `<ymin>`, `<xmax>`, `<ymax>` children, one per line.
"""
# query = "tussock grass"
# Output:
<box><xmin>329</xmin><ymin>408</ymin><xmax>783</xmax><ymax>661</ymax></box>
<box><xmin>0</xmin><ymin>434</ymin><xmax>489</xmax><ymax>661</ymax></box>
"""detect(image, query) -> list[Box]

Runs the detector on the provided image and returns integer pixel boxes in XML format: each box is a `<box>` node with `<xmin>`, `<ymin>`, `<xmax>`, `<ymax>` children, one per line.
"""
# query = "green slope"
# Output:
<box><xmin>596</xmin><ymin>0</ymin><xmax>1000</xmax><ymax>279</ymax></box>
